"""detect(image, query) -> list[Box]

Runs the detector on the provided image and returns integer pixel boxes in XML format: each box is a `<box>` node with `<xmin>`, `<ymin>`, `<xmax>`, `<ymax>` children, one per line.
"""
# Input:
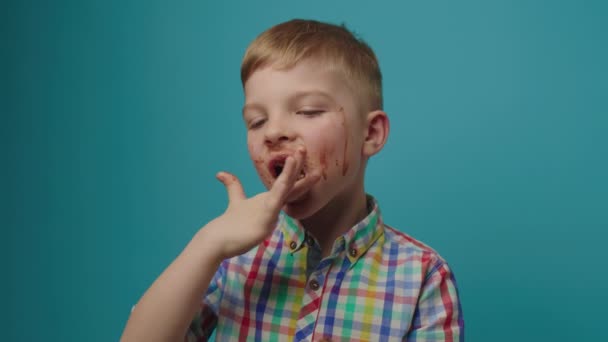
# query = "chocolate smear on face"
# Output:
<box><xmin>320</xmin><ymin>148</ymin><xmax>328</xmax><ymax>180</ymax></box>
<box><xmin>252</xmin><ymin>155</ymin><xmax>272</xmax><ymax>187</ymax></box>
<box><xmin>339</xmin><ymin>107</ymin><xmax>349</xmax><ymax>176</ymax></box>
<box><xmin>253</xmin><ymin>158</ymin><xmax>267</xmax><ymax>183</ymax></box>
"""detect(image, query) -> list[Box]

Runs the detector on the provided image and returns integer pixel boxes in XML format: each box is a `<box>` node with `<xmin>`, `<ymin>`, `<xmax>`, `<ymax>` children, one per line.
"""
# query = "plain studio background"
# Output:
<box><xmin>3</xmin><ymin>1</ymin><xmax>607</xmax><ymax>341</ymax></box>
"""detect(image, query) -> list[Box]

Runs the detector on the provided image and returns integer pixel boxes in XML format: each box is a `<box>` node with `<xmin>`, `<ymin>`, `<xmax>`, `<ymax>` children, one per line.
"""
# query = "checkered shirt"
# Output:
<box><xmin>188</xmin><ymin>197</ymin><xmax>464</xmax><ymax>341</ymax></box>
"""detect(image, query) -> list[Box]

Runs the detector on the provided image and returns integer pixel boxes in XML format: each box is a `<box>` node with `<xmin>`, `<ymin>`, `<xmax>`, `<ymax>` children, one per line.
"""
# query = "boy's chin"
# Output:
<box><xmin>282</xmin><ymin>193</ymin><xmax>316</xmax><ymax>219</ymax></box>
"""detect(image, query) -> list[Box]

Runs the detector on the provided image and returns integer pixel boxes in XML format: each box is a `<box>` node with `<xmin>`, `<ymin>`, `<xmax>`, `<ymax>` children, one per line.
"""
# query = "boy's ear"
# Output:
<box><xmin>362</xmin><ymin>110</ymin><xmax>390</xmax><ymax>157</ymax></box>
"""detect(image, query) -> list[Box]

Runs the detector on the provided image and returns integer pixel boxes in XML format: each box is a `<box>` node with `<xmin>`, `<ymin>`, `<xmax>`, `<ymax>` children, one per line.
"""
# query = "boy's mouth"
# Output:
<box><xmin>268</xmin><ymin>155</ymin><xmax>306</xmax><ymax>180</ymax></box>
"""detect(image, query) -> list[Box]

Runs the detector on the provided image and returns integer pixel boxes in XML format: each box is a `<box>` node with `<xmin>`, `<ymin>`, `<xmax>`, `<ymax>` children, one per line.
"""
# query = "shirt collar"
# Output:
<box><xmin>279</xmin><ymin>195</ymin><xmax>384</xmax><ymax>267</ymax></box>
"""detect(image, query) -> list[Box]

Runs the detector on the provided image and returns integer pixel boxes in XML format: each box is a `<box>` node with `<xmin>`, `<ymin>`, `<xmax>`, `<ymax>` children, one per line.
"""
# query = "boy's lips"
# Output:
<box><xmin>268</xmin><ymin>154</ymin><xmax>288</xmax><ymax>178</ymax></box>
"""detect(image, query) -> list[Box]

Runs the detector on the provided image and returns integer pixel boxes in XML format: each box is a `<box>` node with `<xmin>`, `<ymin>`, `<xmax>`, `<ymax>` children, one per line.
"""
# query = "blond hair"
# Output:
<box><xmin>241</xmin><ymin>19</ymin><xmax>383</xmax><ymax>111</ymax></box>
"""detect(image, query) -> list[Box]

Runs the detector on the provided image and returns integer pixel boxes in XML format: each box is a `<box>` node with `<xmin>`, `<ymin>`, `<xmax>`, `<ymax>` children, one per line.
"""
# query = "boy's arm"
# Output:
<box><xmin>406</xmin><ymin>261</ymin><xmax>465</xmax><ymax>342</ymax></box>
<box><xmin>121</xmin><ymin>150</ymin><xmax>319</xmax><ymax>342</ymax></box>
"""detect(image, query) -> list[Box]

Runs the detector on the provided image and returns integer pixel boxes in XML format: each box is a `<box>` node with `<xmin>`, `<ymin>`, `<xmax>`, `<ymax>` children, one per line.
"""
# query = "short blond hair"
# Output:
<box><xmin>241</xmin><ymin>19</ymin><xmax>383</xmax><ymax>111</ymax></box>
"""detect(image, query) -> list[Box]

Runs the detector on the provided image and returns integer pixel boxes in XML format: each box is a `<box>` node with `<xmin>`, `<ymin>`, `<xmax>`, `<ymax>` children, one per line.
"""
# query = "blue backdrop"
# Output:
<box><xmin>4</xmin><ymin>1</ymin><xmax>607</xmax><ymax>341</ymax></box>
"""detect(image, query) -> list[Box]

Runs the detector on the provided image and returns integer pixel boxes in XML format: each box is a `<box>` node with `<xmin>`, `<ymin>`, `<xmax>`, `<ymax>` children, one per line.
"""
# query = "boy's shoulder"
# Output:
<box><xmin>383</xmin><ymin>223</ymin><xmax>441</xmax><ymax>253</ymax></box>
<box><xmin>380</xmin><ymin>222</ymin><xmax>450</xmax><ymax>269</ymax></box>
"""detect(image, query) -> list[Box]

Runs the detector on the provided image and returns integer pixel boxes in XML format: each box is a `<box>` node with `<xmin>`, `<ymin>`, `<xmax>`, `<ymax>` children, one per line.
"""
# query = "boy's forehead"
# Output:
<box><xmin>243</xmin><ymin>60</ymin><xmax>353</xmax><ymax>106</ymax></box>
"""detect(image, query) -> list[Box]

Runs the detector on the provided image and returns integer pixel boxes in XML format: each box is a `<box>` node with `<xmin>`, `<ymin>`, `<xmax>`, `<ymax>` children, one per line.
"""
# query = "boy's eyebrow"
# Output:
<box><xmin>242</xmin><ymin>90</ymin><xmax>336</xmax><ymax>116</ymax></box>
<box><xmin>290</xmin><ymin>90</ymin><xmax>336</xmax><ymax>103</ymax></box>
<box><xmin>242</xmin><ymin>103</ymin><xmax>264</xmax><ymax>117</ymax></box>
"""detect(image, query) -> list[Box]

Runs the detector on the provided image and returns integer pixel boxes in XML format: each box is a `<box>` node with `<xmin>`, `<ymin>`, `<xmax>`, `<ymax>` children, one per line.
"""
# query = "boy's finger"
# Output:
<box><xmin>267</xmin><ymin>156</ymin><xmax>298</xmax><ymax>208</ymax></box>
<box><xmin>285</xmin><ymin>168</ymin><xmax>322</xmax><ymax>203</ymax></box>
<box><xmin>216</xmin><ymin>172</ymin><xmax>246</xmax><ymax>203</ymax></box>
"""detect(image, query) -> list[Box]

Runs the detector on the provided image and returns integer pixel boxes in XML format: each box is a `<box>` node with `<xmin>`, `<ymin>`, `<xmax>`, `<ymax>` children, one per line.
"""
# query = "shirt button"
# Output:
<box><xmin>306</xmin><ymin>235</ymin><xmax>315</xmax><ymax>247</ymax></box>
<box><xmin>289</xmin><ymin>241</ymin><xmax>297</xmax><ymax>250</ymax></box>
<box><xmin>349</xmin><ymin>247</ymin><xmax>358</xmax><ymax>257</ymax></box>
<box><xmin>309</xmin><ymin>279</ymin><xmax>320</xmax><ymax>291</ymax></box>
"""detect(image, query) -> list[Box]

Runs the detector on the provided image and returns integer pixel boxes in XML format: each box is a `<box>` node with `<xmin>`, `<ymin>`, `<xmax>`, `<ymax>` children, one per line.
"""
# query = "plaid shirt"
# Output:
<box><xmin>188</xmin><ymin>197</ymin><xmax>464</xmax><ymax>341</ymax></box>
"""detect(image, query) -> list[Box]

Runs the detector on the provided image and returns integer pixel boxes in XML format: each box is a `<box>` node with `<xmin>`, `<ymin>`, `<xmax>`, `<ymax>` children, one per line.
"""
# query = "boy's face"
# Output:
<box><xmin>243</xmin><ymin>59</ymin><xmax>369</xmax><ymax>220</ymax></box>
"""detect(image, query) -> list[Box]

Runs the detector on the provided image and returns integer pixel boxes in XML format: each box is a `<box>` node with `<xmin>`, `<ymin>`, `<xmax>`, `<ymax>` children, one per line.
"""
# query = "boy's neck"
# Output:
<box><xmin>300</xmin><ymin>189</ymin><xmax>369</xmax><ymax>258</ymax></box>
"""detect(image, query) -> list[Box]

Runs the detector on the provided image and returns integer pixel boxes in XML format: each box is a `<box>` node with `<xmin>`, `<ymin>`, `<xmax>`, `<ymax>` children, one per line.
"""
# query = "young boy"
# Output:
<box><xmin>122</xmin><ymin>19</ymin><xmax>464</xmax><ymax>341</ymax></box>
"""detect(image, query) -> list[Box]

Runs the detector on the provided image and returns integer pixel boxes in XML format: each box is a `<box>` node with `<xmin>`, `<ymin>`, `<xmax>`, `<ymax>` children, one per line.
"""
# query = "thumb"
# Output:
<box><xmin>216</xmin><ymin>172</ymin><xmax>246</xmax><ymax>204</ymax></box>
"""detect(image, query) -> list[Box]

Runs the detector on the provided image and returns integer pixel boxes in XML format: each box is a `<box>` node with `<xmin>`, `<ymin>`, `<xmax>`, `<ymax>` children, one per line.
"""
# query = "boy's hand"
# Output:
<box><xmin>202</xmin><ymin>148</ymin><xmax>320</xmax><ymax>260</ymax></box>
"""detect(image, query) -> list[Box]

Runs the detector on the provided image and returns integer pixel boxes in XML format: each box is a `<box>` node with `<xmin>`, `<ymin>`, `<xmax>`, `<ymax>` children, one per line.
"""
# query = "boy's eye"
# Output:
<box><xmin>249</xmin><ymin>119</ymin><xmax>266</xmax><ymax>129</ymax></box>
<box><xmin>296</xmin><ymin>110</ymin><xmax>324</xmax><ymax>116</ymax></box>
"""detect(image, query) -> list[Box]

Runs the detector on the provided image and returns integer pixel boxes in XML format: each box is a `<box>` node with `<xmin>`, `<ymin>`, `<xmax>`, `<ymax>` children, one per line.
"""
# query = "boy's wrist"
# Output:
<box><xmin>188</xmin><ymin>227</ymin><xmax>227</xmax><ymax>265</ymax></box>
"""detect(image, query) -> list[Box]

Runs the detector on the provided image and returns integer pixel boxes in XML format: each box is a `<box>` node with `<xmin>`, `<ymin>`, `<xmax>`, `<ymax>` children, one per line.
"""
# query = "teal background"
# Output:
<box><xmin>4</xmin><ymin>0</ymin><xmax>607</xmax><ymax>341</ymax></box>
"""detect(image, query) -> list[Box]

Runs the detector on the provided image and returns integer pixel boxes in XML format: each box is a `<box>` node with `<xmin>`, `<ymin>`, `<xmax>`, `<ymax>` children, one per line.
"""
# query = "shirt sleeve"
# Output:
<box><xmin>185</xmin><ymin>259</ymin><xmax>227</xmax><ymax>342</ymax></box>
<box><xmin>406</xmin><ymin>260</ymin><xmax>464</xmax><ymax>342</ymax></box>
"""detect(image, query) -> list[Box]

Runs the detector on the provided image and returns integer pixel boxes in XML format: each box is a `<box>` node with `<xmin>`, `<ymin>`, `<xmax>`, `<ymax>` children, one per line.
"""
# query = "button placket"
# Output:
<box><xmin>306</xmin><ymin>235</ymin><xmax>315</xmax><ymax>247</ymax></box>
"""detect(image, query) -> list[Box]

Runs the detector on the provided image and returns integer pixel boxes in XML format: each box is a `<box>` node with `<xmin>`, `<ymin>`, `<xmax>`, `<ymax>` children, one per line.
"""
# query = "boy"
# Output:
<box><xmin>122</xmin><ymin>19</ymin><xmax>464</xmax><ymax>341</ymax></box>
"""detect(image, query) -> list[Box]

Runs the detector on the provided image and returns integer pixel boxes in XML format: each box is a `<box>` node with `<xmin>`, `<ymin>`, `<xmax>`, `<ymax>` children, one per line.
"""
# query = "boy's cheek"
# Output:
<box><xmin>252</xmin><ymin>156</ymin><xmax>265</xmax><ymax>173</ymax></box>
<box><xmin>252</xmin><ymin>158</ymin><xmax>273</xmax><ymax>188</ymax></box>
<box><xmin>248</xmin><ymin>140</ymin><xmax>263</xmax><ymax>159</ymax></box>
<box><xmin>247</xmin><ymin>141</ymin><xmax>270</xmax><ymax>186</ymax></box>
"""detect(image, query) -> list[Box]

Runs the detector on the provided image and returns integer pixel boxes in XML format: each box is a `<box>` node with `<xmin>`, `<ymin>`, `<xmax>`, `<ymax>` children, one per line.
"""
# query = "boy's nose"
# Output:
<box><xmin>264</xmin><ymin>118</ymin><xmax>294</xmax><ymax>146</ymax></box>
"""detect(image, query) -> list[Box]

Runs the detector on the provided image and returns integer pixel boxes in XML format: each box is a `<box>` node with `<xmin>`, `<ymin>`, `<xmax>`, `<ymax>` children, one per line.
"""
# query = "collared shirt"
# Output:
<box><xmin>188</xmin><ymin>197</ymin><xmax>464</xmax><ymax>341</ymax></box>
